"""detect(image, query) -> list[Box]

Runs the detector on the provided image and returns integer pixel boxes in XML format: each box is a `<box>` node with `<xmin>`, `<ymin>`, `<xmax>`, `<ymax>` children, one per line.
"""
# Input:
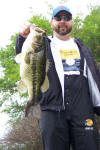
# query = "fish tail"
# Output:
<box><xmin>25</xmin><ymin>101</ymin><xmax>32</xmax><ymax>117</ymax></box>
<box><xmin>25</xmin><ymin>102</ymin><xmax>41</xmax><ymax>119</ymax></box>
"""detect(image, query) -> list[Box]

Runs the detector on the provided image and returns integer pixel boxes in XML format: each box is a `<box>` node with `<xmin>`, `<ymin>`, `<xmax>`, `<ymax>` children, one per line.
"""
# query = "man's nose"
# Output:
<box><xmin>60</xmin><ymin>18</ymin><xmax>65</xmax><ymax>22</ymax></box>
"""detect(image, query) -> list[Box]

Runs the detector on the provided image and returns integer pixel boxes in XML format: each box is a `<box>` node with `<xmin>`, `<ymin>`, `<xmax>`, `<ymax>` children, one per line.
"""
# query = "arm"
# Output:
<box><xmin>15</xmin><ymin>35</ymin><xmax>26</xmax><ymax>55</ymax></box>
<box><xmin>87</xmin><ymin>65</ymin><xmax>100</xmax><ymax>116</ymax></box>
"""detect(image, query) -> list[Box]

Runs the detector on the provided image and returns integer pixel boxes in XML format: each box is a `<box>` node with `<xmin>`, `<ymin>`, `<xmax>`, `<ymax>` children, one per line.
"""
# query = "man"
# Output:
<box><xmin>15</xmin><ymin>6</ymin><xmax>100</xmax><ymax>150</ymax></box>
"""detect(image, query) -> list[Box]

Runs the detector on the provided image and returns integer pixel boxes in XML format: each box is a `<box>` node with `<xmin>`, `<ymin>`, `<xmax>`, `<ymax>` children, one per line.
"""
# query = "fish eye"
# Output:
<box><xmin>27</xmin><ymin>52</ymin><xmax>32</xmax><ymax>55</ymax></box>
<box><xmin>35</xmin><ymin>47</ymin><xmax>40</xmax><ymax>53</ymax></box>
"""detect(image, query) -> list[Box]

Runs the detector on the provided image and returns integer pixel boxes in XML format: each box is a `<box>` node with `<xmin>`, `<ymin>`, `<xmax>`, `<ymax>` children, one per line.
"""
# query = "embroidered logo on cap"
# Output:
<box><xmin>59</xmin><ymin>6</ymin><xmax>65</xmax><ymax>10</ymax></box>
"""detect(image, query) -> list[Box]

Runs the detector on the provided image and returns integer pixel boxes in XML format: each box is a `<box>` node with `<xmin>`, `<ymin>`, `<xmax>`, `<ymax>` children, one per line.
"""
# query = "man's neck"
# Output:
<box><xmin>53</xmin><ymin>32</ymin><xmax>71</xmax><ymax>41</ymax></box>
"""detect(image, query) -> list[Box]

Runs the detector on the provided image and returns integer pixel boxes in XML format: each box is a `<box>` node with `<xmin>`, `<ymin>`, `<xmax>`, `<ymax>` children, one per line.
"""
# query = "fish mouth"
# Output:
<box><xmin>35</xmin><ymin>27</ymin><xmax>45</xmax><ymax>33</ymax></box>
<box><xmin>31</xmin><ymin>24</ymin><xmax>46</xmax><ymax>36</ymax></box>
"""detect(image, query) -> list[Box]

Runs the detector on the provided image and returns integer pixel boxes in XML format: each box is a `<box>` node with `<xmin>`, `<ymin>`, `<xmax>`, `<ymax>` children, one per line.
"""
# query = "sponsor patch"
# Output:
<box><xmin>85</xmin><ymin>127</ymin><xmax>93</xmax><ymax>130</ymax></box>
<box><xmin>85</xmin><ymin>119</ymin><xmax>93</xmax><ymax>127</ymax></box>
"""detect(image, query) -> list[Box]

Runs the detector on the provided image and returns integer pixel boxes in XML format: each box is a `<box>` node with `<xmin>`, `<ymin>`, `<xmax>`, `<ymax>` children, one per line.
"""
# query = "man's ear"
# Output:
<box><xmin>49</xmin><ymin>20</ymin><xmax>52</xmax><ymax>25</ymax></box>
<box><xmin>49</xmin><ymin>19</ymin><xmax>53</xmax><ymax>28</ymax></box>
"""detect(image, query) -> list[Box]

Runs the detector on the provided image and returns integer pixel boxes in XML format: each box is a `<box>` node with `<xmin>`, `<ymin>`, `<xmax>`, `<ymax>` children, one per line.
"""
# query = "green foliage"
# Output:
<box><xmin>72</xmin><ymin>16</ymin><xmax>83</xmax><ymax>38</ymax></box>
<box><xmin>0</xmin><ymin>34</ymin><xmax>20</xmax><ymax>93</ymax></box>
<box><xmin>29</xmin><ymin>15</ymin><xmax>53</xmax><ymax>35</ymax></box>
<box><xmin>2</xmin><ymin>98</ymin><xmax>25</xmax><ymax>124</ymax></box>
<box><xmin>72</xmin><ymin>6</ymin><xmax>100</xmax><ymax>62</ymax></box>
<box><xmin>0</xmin><ymin>34</ymin><xmax>26</xmax><ymax>123</ymax></box>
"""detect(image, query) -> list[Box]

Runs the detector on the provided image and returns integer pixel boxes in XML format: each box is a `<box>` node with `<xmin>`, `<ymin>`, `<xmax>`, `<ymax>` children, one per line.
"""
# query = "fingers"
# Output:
<box><xmin>19</xmin><ymin>22</ymin><xmax>32</xmax><ymax>38</ymax></box>
<box><xmin>19</xmin><ymin>21</ymin><xmax>37</xmax><ymax>38</ymax></box>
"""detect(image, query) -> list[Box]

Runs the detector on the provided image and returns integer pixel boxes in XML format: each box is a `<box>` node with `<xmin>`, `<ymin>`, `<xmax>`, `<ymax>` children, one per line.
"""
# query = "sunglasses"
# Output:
<box><xmin>53</xmin><ymin>15</ymin><xmax>72</xmax><ymax>21</ymax></box>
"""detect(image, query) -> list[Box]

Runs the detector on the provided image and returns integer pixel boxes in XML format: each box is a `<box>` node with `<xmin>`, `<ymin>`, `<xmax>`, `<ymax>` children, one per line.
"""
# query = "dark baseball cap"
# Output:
<box><xmin>52</xmin><ymin>6</ymin><xmax>72</xmax><ymax>18</ymax></box>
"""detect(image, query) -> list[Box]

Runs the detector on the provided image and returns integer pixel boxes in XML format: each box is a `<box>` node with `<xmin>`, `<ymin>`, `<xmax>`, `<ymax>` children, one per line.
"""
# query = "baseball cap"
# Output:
<box><xmin>52</xmin><ymin>6</ymin><xmax>72</xmax><ymax>18</ymax></box>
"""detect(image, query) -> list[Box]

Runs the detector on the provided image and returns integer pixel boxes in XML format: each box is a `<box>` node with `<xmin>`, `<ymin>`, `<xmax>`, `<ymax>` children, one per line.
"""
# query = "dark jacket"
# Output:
<box><xmin>15</xmin><ymin>35</ymin><xmax>100</xmax><ymax>115</ymax></box>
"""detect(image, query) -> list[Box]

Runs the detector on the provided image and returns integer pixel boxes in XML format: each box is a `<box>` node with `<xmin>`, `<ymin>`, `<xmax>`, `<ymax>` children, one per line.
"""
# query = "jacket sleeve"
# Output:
<box><xmin>87</xmin><ymin>65</ymin><xmax>100</xmax><ymax>116</ymax></box>
<box><xmin>15</xmin><ymin>35</ymin><xmax>26</xmax><ymax>55</ymax></box>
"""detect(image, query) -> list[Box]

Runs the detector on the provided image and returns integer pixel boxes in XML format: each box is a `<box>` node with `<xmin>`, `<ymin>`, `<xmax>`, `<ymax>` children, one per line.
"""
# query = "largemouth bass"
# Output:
<box><xmin>15</xmin><ymin>25</ymin><xmax>47</xmax><ymax>117</ymax></box>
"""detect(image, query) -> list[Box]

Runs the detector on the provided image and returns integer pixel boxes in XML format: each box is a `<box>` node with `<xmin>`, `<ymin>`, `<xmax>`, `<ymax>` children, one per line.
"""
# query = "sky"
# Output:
<box><xmin>0</xmin><ymin>0</ymin><xmax>100</xmax><ymax>138</ymax></box>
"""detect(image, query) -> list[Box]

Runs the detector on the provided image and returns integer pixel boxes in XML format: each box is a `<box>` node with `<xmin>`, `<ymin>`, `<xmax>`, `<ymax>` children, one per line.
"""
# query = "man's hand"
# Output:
<box><xmin>19</xmin><ymin>22</ymin><xmax>32</xmax><ymax>38</ymax></box>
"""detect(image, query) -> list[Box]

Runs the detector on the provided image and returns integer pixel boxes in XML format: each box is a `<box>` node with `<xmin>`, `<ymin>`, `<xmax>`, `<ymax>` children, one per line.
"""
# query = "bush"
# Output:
<box><xmin>0</xmin><ymin>116</ymin><xmax>42</xmax><ymax>150</ymax></box>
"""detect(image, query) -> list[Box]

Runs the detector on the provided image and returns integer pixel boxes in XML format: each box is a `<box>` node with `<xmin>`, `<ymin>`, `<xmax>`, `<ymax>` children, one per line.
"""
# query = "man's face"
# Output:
<box><xmin>50</xmin><ymin>11</ymin><xmax>73</xmax><ymax>36</ymax></box>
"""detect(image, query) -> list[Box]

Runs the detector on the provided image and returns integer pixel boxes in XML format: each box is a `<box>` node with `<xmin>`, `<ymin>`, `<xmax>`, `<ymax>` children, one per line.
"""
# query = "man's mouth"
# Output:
<box><xmin>59</xmin><ymin>26</ymin><xmax>66</xmax><ymax>31</ymax></box>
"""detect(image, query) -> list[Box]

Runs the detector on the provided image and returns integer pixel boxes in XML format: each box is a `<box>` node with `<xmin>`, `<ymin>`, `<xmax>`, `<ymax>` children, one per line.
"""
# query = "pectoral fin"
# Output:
<box><xmin>41</xmin><ymin>75</ymin><xmax>49</xmax><ymax>93</ymax></box>
<box><xmin>15</xmin><ymin>53</ymin><xmax>22</xmax><ymax>64</ymax></box>
<box><xmin>24</xmin><ymin>52</ymin><xmax>31</xmax><ymax>64</ymax></box>
<box><xmin>16</xmin><ymin>80</ymin><xmax>27</xmax><ymax>93</ymax></box>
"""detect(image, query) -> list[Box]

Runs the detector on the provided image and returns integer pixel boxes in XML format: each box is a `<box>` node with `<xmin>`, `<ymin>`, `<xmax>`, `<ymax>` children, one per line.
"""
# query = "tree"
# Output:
<box><xmin>72</xmin><ymin>6</ymin><xmax>100</xmax><ymax>63</ymax></box>
<box><xmin>0</xmin><ymin>34</ymin><xmax>26</xmax><ymax>123</ymax></box>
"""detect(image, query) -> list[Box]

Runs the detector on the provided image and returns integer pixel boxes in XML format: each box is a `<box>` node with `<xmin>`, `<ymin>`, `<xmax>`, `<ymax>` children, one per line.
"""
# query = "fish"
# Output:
<box><xmin>15</xmin><ymin>25</ymin><xmax>47</xmax><ymax>118</ymax></box>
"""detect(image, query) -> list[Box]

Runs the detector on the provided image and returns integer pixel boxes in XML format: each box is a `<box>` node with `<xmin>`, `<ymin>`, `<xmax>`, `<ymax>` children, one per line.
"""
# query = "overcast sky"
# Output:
<box><xmin>0</xmin><ymin>0</ymin><xmax>100</xmax><ymax>47</ymax></box>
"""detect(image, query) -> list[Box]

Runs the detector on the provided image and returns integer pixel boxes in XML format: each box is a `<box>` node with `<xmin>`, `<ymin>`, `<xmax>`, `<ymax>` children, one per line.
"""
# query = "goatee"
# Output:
<box><xmin>55</xmin><ymin>25</ymin><xmax>72</xmax><ymax>35</ymax></box>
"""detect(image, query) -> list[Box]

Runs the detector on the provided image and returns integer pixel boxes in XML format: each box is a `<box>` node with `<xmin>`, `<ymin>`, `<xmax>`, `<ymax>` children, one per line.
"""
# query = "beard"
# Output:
<box><xmin>54</xmin><ymin>23</ymin><xmax>72</xmax><ymax>35</ymax></box>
